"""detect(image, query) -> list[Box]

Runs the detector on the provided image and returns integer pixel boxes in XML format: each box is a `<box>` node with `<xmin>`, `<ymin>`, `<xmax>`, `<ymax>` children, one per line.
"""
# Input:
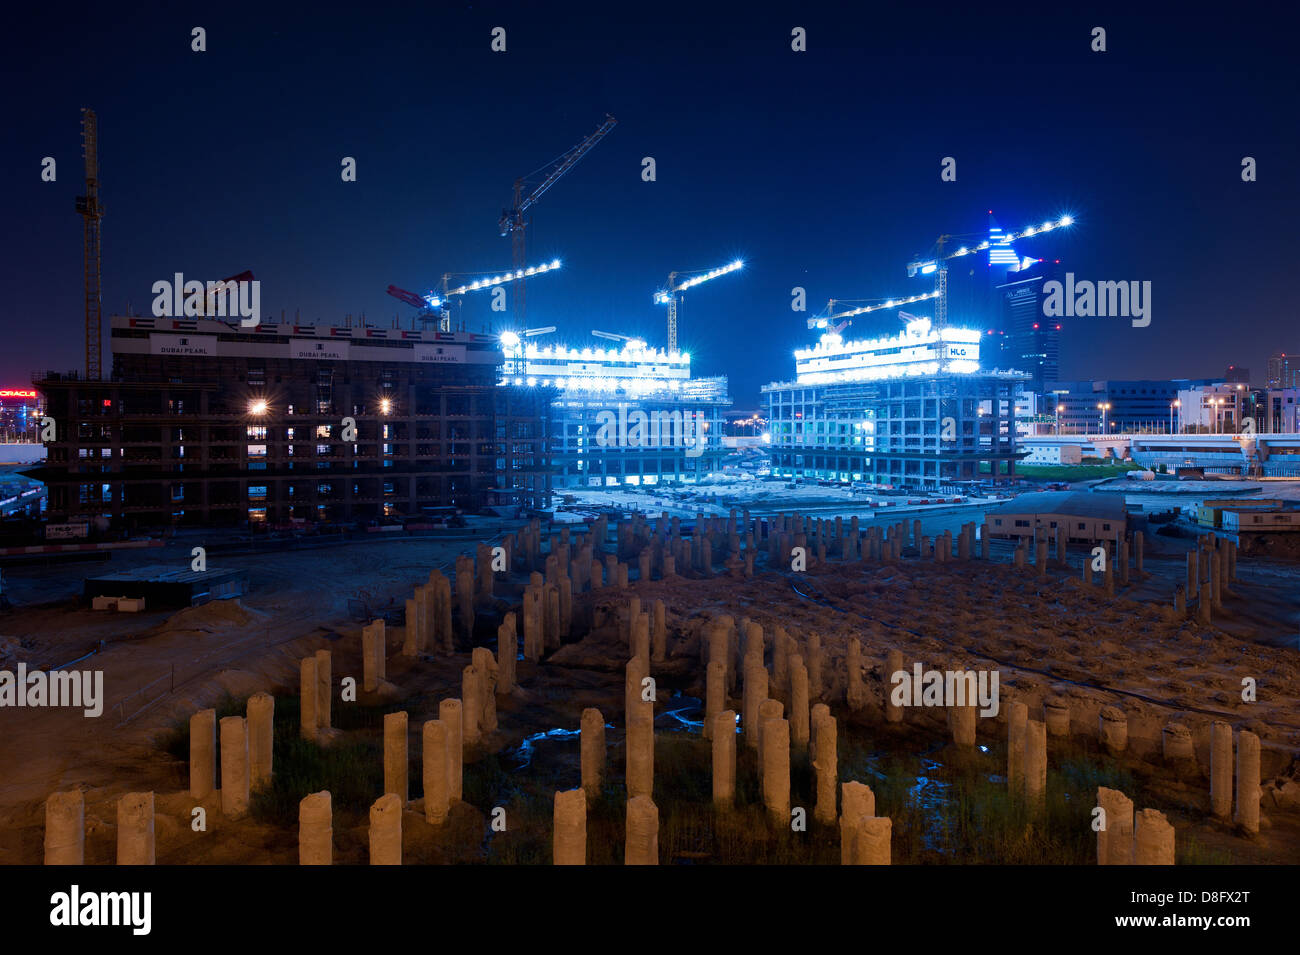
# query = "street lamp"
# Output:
<box><xmin>1170</xmin><ymin>399</ymin><xmax>1180</xmax><ymax>434</ymax></box>
<box><xmin>1097</xmin><ymin>401</ymin><xmax>1111</xmax><ymax>435</ymax></box>
<box><xmin>1056</xmin><ymin>404</ymin><xmax>1065</xmax><ymax>436</ymax></box>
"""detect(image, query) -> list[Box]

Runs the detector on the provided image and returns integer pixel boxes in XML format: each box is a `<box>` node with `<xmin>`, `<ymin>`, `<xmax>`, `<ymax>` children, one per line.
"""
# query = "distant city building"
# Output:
<box><xmin>30</xmin><ymin>316</ymin><xmax>551</xmax><ymax>529</ymax></box>
<box><xmin>500</xmin><ymin>335</ymin><xmax>731</xmax><ymax>488</ymax></box>
<box><xmin>1224</xmin><ymin>364</ymin><xmax>1251</xmax><ymax>385</ymax></box>
<box><xmin>1010</xmin><ymin>389</ymin><xmax>1055</xmax><ymax>437</ymax></box>
<box><xmin>1175</xmin><ymin>382</ymin><xmax>1253</xmax><ymax>433</ymax></box>
<box><xmin>1052</xmin><ymin>379</ymin><xmax>1221</xmax><ymax>434</ymax></box>
<box><xmin>995</xmin><ymin>259</ymin><xmax>1063</xmax><ymax>395</ymax></box>
<box><xmin>762</xmin><ymin>315</ymin><xmax>1025</xmax><ymax>488</ymax></box>
<box><xmin>1264</xmin><ymin>388</ymin><xmax>1300</xmax><ymax>433</ymax></box>
<box><xmin>1017</xmin><ymin>437</ymin><xmax>1084</xmax><ymax>465</ymax></box>
<box><xmin>0</xmin><ymin>388</ymin><xmax>42</xmax><ymax>443</ymax></box>
<box><xmin>1266</xmin><ymin>353</ymin><xmax>1287</xmax><ymax>389</ymax></box>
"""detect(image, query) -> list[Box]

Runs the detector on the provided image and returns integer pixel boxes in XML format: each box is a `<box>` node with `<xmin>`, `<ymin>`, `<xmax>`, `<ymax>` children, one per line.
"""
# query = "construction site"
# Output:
<box><xmin>2</xmin><ymin>102</ymin><xmax>1297</xmax><ymax>875</ymax></box>
<box><xmin>1</xmin><ymin>21</ymin><xmax>1294</xmax><ymax>947</ymax></box>
<box><xmin>2</xmin><ymin>503</ymin><xmax>1298</xmax><ymax>870</ymax></box>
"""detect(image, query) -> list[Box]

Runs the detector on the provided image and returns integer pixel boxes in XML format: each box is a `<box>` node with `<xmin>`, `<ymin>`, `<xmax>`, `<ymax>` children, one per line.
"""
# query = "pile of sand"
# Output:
<box><xmin>147</xmin><ymin>598</ymin><xmax>265</xmax><ymax>636</ymax></box>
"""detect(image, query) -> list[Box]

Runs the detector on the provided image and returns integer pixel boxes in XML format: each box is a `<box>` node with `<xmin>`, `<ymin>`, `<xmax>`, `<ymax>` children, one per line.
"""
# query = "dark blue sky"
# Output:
<box><xmin>4</xmin><ymin>2</ymin><xmax>1297</xmax><ymax>406</ymax></box>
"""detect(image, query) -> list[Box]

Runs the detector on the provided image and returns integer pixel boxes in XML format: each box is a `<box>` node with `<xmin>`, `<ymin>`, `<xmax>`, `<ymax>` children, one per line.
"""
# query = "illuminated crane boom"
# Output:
<box><xmin>500</xmin><ymin>114</ymin><xmax>617</xmax><ymax>322</ymax></box>
<box><xmin>592</xmin><ymin>329</ymin><xmax>643</xmax><ymax>344</ymax></box>
<box><xmin>808</xmin><ymin>289</ymin><xmax>941</xmax><ymax>331</ymax></box>
<box><xmin>906</xmin><ymin>213</ymin><xmax>1074</xmax><ymax>332</ymax></box>
<box><xmin>387</xmin><ymin>259</ymin><xmax>561</xmax><ymax>330</ymax></box>
<box><xmin>654</xmin><ymin>258</ymin><xmax>743</xmax><ymax>352</ymax></box>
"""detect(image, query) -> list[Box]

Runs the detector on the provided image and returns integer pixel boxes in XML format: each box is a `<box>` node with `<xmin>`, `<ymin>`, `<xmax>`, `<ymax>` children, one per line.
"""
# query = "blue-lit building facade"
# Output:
<box><xmin>762</xmin><ymin>316</ymin><xmax>1025</xmax><ymax>488</ymax></box>
<box><xmin>500</xmin><ymin>337</ymin><xmax>731</xmax><ymax>487</ymax></box>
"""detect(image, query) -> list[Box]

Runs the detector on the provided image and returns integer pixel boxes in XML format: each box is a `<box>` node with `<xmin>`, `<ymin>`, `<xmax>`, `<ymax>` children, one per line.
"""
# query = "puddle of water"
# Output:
<box><xmin>505</xmin><ymin>692</ymin><xmax>703</xmax><ymax>771</ymax></box>
<box><xmin>657</xmin><ymin>691</ymin><xmax>703</xmax><ymax>733</ymax></box>
<box><xmin>907</xmin><ymin>759</ymin><xmax>953</xmax><ymax>852</ymax></box>
<box><xmin>509</xmin><ymin>727</ymin><xmax>582</xmax><ymax>770</ymax></box>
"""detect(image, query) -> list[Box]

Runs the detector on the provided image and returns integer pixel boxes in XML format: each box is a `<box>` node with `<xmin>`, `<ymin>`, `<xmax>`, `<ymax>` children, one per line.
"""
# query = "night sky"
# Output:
<box><xmin>3</xmin><ymin>3</ymin><xmax>1297</xmax><ymax>407</ymax></box>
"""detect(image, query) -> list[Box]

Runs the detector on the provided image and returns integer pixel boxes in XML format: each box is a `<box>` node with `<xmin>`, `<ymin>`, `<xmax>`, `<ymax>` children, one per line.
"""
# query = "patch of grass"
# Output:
<box><xmin>1177</xmin><ymin>832</ymin><xmax>1233</xmax><ymax>865</ymax></box>
<box><xmin>248</xmin><ymin>694</ymin><xmax>382</xmax><ymax>827</ymax></box>
<box><xmin>978</xmin><ymin>461</ymin><xmax>1143</xmax><ymax>481</ymax></box>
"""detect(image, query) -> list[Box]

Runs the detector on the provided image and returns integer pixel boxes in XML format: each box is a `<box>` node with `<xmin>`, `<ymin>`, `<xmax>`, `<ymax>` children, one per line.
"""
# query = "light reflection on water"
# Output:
<box><xmin>506</xmin><ymin>692</ymin><xmax>704</xmax><ymax>770</ymax></box>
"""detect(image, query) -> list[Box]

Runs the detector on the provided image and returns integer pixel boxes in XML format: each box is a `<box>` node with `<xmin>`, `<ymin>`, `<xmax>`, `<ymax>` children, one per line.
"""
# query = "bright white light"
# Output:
<box><xmin>499</xmin><ymin>331</ymin><xmax>521</xmax><ymax>348</ymax></box>
<box><xmin>664</xmin><ymin>259</ymin><xmax>744</xmax><ymax>297</ymax></box>
<box><xmin>921</xmin><ymin>263</ymin><xmax>937</xmax><ymax>274</ymax></box>
<box><xmin>1059</xmin><ymin>215</ymin><xmax>1073</xmax><ymax>226</ymax></box>
<box><xmin>249</xmin><ymin>399</ymin><xmax>268</xmax><ymax>415</ymax></box>
<box><xmin>380</xmin><ymin>398</ymin><xmax>392</xmax><ymax>415</ymax></box>
<box><xmin>828</xmin><ymin>289</ymin><xmax>938</xmax><ymax>321</ymax></box>
<box><xmin>445</xmin><ymin>259</ymin><xmax>560</xmax><ymax>297</ymax></box>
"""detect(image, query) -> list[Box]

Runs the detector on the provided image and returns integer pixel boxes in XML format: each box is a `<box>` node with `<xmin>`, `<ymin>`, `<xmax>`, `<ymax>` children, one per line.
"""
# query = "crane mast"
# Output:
<box><xmin>75</xmin><ymin>108</ymin><xmax>104</xmax><ymax>380</ymax></box>
<box><xmin>499</xmin><ymin>114</ymin><xmax>617</xmax><ymax>323</ymax></box>
<box><xmin>654</xmin><ymin>259</ymin><xmax>743</xmax><ymax>352</ymax></box>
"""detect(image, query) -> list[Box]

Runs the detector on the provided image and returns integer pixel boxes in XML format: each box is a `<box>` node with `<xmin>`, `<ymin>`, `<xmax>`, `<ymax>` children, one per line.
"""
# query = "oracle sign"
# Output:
<box><xmin>0</xmin><ymin>389</ymin><xmax>37</xmax><ymax>399</ymax></box>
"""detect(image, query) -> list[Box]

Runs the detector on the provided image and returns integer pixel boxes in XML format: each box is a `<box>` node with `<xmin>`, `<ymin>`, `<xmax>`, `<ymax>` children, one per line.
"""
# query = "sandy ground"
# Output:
<box><xmin>1</xmin><ymin>515</ymin><xmax>1297</xmax><ymax>863</ymax></box>
<box><xmin>0</xmin><ymin>531</ymin><xmax>514</xmax><ymax>857</ymax></box>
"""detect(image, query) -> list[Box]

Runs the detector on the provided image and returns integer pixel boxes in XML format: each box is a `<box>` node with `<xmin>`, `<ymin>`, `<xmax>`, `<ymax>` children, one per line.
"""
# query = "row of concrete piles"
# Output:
<box><xmin>269</xmin><ymin>524</ymin><xmax>627</xmax><ymax>863</ymax></box>
<box><xmin>1001</xmin><ymin>696</ymin><xmax>1264</xmax><ymax>862</ymax></box>
<box><xmin>507</xmin><ymin>506</ymin><xmax>1001</xmax><ymax>599</ymax></box>
<box><xmin>541</xmin><ymin>602</ymin><xmax>893</xmax><ymax>864</ymax></box>
<box><xmin>698</xmin><ymin>612</ymin><xmax>892</xmax><ymax>864</ymax></box>
<box><xmin>42</xmin><ymin>520</ymin><xmax>595</xmax><ymax>865</ymax></box>
<box><xmin>40</xmin><ymin>509</ymin><xmax>1252</xmax><ymax>864</ymax></box>
<box><xmin>44</xmin><ymin>690</ymin><xmax>278</xmax><ymax>864</ymax></box>
<box><xmin>1171</xmin><ymin>531</ymin><xmax>1239</xmax><ymax>623</ymax></box>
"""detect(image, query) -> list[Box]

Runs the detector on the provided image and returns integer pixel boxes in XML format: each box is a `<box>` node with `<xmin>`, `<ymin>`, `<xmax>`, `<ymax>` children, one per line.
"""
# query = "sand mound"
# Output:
<box><xmin>151</xmin><ymin>598</ymin><xmax>264</xmax><ymax>635</ymax></box>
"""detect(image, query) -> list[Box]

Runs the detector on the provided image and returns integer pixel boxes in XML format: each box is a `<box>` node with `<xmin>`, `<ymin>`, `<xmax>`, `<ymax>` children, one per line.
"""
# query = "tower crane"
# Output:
<box><xmin>75</xmin><ymin>108</ymin><xmax>104</xmax><ymax>380</ymax></box>
<box><xmin>906</xmin><ymin>212</ymin><xmax>1073</xmax><ymax>334</ymax></box>
<box><xmin>386</xmin><ymin>259</ymin><xmax>561</xmax><ymax>330</ymax></box>
<box><xmin>807</xmin><ymin>289</ymin><xmax>941</xmax><ymax>335</ymax></box>
<box><xmin>654</xmin><ymin>259</ymin><xmax>743</xmax><ymax>353</ymax></box>
<box><xmin>499</xmin><ymin>114</ymin><xmax>617</xmax><ymax>322</ymax></box>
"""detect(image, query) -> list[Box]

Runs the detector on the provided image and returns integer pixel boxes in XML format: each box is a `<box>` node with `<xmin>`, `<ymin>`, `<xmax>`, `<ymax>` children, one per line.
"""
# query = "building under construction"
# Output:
<box><xmin>30</xmin><ymin>316</ymin><xmax>551</xmax><ymax>529</ymax></box>
<box><xmin>763</xmin><ymin>316</ymin><xmax>1026</xmax><ymax>488</ymax></box>
<box><xmin>501</xmin><ymin>334</ymin><xmax>732</xmax><ymax>487</ymax></box>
